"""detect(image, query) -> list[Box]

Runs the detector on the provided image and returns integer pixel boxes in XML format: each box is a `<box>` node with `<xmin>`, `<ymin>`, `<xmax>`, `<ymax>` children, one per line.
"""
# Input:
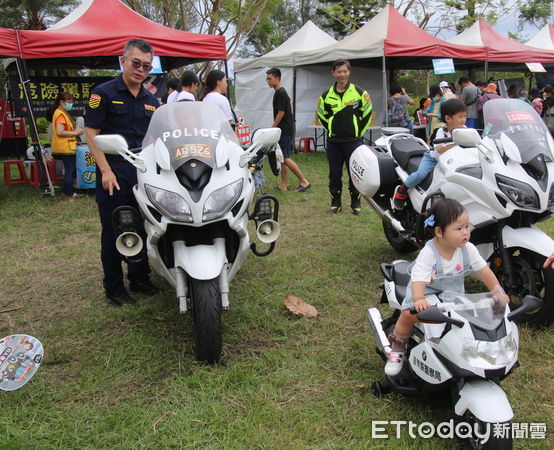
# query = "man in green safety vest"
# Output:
<box><xmin>317</xmin><ymin>59</ymin><xmax>373</xmax><ymax>215</ymax></box>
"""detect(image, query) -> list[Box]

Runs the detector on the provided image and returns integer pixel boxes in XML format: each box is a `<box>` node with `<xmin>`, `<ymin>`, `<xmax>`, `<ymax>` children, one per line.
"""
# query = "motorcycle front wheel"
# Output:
<box><xmin>190</xmin><ymin>277</ymin><xmax>222</xmax><ymax>363</ymax></box>
<box><xmin>382</xmin><ymin>220</ymin><xmax>418</xmax><ymax>254</ymax></box>
<box><xmin>492</xmin><ymin>249</ymin><xmax>554</xmax><ymax>327</ymax></box>
<box><xmin>458</xmin><ymin>414</ymin><xmax>512</xmax><ymax>450</ymax></box>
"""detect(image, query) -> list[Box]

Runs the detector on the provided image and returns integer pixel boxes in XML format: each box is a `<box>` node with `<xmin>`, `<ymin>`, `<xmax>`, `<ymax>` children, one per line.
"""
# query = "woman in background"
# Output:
<box><xmin>202</xmin><ymin>70</ymin><xmax>235</xmax><ymax>126</ymax></box>
<box><xmin>423</xmin><ymin>85</ymin><xmax>445</xmax><ymax>143</ymax></box>
<box><xmin>50</xmin><ymin>92</ymin><xmax>83</xmax><ymax>198</ymax></box>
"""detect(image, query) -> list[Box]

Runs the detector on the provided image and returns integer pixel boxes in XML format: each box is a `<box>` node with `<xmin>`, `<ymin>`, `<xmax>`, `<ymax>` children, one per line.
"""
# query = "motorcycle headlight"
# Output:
<box><xmin>461</xmin><ymin>333</ymin><xmax>518</xmax><ymax>369</ymax></box>
<box><xmin>145</xmin><ymin>184</ymin><xmax>193</xmax><ymax>223</ymax></box>
<box><xmin>203</xmin><ymin>179</ymin><xmax>243</xmax><ymax>222</ymax></box>
<box><xmin>496</xmin><ymin>175</ymin><xmax>539</xmax><ymax>209</ymax></box>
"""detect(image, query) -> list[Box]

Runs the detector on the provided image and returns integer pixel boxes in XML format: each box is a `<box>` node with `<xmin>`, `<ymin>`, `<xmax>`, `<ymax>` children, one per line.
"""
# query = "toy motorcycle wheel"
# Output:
<box><xmin>372</xmin><ymin>380</ymin><xmax>391</xmax><ymax>397</ymax></box>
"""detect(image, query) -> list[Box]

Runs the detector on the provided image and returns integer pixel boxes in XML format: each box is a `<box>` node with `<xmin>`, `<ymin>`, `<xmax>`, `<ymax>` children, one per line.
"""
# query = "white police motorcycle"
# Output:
<box><xmin>350</xmin><ymin>99</ymin><xmax>554</xmax><ymax>325</ymax></box>
<box><xmin>368</xmin><ymin>262</ymin><xmax>543</xmax><ymax>449</ymax></box>
<box><xmin>95</xmin><ymin>102</ymin><xmax>281</xmax><ymax>363</ymax></box>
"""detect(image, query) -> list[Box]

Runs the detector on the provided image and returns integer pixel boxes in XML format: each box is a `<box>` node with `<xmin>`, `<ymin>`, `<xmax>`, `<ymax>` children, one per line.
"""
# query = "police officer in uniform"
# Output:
<box><xmin>317</xmin><ymin>59</ymin><xmax>373</xmax><ymax>215</ymax></box>
<box><xmin>85</xmin><ymin>39</ymin><xmax>160</xmax><ymax>306</ymax></box>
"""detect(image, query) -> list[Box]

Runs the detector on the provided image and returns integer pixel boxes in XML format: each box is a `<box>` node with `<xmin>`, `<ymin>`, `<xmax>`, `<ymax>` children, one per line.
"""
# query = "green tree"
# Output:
<box><xmin>0</xmin><ymin>0</ymin><xmax>78</xmax><ymax>30</ymax></box>
<box><xmin>518</xmin><ymin>0</ymin><xmax>553</xmax><ymax>28</ymax></box>
<box><xmin>239</xmin><ymin>0</ymin><xmax>308</xmax><ymax>57</ymax></box>
<box><xmin>316</xmin><ymin>0</ymin><xmax>386</xmax><ymax>36</ymax></box>
<box><xmin>125</xmin><ymin>0</ymin><xmax>277</xmax><ymax>59</ymax></box>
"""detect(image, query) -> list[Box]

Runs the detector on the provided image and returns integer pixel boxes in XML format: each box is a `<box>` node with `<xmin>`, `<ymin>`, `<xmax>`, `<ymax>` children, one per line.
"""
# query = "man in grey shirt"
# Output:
<box><xmin>458</xmin><ymin>77</ymin><xmax>481</xmax><ymax>129</ymax></box>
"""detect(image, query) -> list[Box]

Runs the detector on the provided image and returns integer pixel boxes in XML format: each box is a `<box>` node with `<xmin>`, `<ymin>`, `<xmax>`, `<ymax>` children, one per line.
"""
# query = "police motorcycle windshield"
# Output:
<box><xmin>142</xmin><ymin>101</ymin><xmax>238</xmax><ymax>170</ymax></box>
<box><xmin>483</xmin><ymin>98</ymin><xmax>553</xmax><ymax>164</ymax></box>
<box><xmin>438</xmin><ymin>290</ymin><xmax>505</xmax><ymax>331</ymax></box>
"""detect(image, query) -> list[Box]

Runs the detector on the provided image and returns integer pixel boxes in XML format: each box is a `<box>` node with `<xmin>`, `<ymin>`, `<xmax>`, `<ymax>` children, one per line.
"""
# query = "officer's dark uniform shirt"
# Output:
<box><xmin>84</xmin><ymin>75</ymin><xmax>158</xmax><ymax>294</ymax></box>
<box><xmin>85</xmin><ymin>75</ymin><xmax>158</xmax><ymax>148</ymax></box>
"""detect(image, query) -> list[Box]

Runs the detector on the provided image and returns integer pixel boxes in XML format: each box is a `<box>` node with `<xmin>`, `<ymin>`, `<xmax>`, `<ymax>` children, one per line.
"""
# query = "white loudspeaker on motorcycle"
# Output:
<box><xmin>115</xmin><ymin>232</ymin><xmax>143</xmax><ymax>257</ymax></box>
<box><xmin>256</xmin><ymin>219</ymin><xmax>280</xmax><ymax>244</ymax></box>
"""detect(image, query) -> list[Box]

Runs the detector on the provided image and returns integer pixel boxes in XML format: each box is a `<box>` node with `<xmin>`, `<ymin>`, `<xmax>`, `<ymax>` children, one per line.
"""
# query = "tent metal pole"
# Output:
<box><xmin>14</xmin><ymin>53</ymin><xmax>54</xmax><ymax>195</ymax></box>
<box><xmin>292</xmin><ymin>66</ymin><xmax>297</xmax><ymax>148</ymax></box>
<box><xmin>484</xmin><ymin>61</ymin><xmax>489</xmax><ymax>82</ymax></box>
<box><xmin>382</xmin><ymin>56</ymin><xmax>388</xmax><ymax>126</ymax></box>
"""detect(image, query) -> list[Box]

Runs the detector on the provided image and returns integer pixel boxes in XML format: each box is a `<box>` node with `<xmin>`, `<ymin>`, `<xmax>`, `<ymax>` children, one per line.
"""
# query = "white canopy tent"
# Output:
<box><xmin>234</xmin><ymin>21</ymin><xmax>383</xmax><ymax>142</ymax></box>
<box><xmin>525</xmin><ymin>24</ymin><xmax>554</xmax><ymax>51</ymax></box>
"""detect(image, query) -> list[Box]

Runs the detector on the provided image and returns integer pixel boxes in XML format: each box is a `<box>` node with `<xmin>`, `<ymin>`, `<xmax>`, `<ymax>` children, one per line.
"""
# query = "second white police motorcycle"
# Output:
<box><xmin>95</xmin><ymin>102</ymin><xmax>282</xmax><ymax>363</ymax></box>
<box><xmin>351</xmin><ymin>99</ymin><xmax>554</xmax><ymax>325</ymax></box>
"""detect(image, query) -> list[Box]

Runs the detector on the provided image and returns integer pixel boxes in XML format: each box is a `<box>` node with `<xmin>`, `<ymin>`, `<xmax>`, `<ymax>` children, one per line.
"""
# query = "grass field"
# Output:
<box><xmin>1</xmin><ymin>153</ymin><xmax>552</xmax><ymax>448</ymax></box>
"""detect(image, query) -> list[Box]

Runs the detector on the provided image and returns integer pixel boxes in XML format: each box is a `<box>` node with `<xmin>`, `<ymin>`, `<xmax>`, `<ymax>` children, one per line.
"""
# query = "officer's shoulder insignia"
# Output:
<box><xmin>364</xmin><ymin>92</ymin><xmax>371</xmax><ymax>102</ymax></box>
<box><xmin>89</xmin><ymin>94</ymin><xmax>101</xmax><ymax>109</ymax></box>
<box><xmin>144</xmin><ymin>104</ymin><xmax>156</xmax><ymax>111</ymax></box>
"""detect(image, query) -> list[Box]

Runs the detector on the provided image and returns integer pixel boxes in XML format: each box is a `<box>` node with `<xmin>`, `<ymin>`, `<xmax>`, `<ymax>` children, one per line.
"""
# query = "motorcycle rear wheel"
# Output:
<box><xmin>382</xmin><ymin>220</ymin><xmax>418</xmax><ymax>254</ymax></box>
<box><xmin>492</xmin><ymin>249</ymin><xmax>554</xmax><ymax>327</ymax></box>
<box><xmin>190</xmin><ymin>278</ymin><xmax>222</xmax><ymax>363</ymax></box>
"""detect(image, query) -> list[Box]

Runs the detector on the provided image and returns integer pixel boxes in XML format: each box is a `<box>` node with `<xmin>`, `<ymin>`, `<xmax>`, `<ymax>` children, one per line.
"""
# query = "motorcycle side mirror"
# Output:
<box><xmin>411</xmin><ymin>305</ymin><xmax>464</xmax><ymax>327</ymax></box>
<box><xmin>95</xmin><ymin>134</ymin><xmax>128</xmax><ymax>155</ymax></box>
<box><xmin>452</xmin><ymin>128</ymin><xmax>481</xmax><ymax>147</ymax></box>
<box><xmin>507</xmin><ymin>295</ymin><xmax>544</xmax><ymax>321</ymax></box>
<box><xmin>240</xmin><ymin>128</ymin><xmax>282</xmax><ymax>167</ymax></box>
<box><xmin>251</xmin><ymin>128</ymin><xmax>281</xmax><ymax>149</ymax></box>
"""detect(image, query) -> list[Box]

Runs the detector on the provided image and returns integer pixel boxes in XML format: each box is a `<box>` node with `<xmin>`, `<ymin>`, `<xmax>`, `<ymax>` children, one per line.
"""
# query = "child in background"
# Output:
<box><xmin>385</xmin><ymin>198</ymin><xmax>510</xmax><ymax>376</ymax></box>
<box><xmin>392</xmin><ymin>99</ymin><xmax>467</xmax><ymax>210</ymax></box>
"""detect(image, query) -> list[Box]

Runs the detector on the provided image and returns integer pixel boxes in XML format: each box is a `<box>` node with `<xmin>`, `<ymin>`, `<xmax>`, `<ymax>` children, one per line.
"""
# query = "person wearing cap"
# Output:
<box><xmin>439</xmin><ymin>81</ymin><xmax>457</xmax><ymax>100</ymax></box>
<box><xmin>477</xmin><ymin>83</ymin><xmax>501</xmax><ymax>112</ymax></box>
<box><xmin>477</xmin><ymin>83</ymin><xmax>501</xmax><ymax>128</ymax></box>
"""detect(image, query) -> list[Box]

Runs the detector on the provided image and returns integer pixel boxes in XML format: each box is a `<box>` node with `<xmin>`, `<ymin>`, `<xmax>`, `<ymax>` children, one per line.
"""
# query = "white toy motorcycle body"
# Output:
<box><xmin>368</xmin><ymin>262</ymin><xmax>543</xmax><ymax>449</ymax></box>
<box><xmin>351</xmin><ymin>99</ymin><xmax>554</xmax><ymax>325</ymax></box>
<box><xmin>95</xmin><ymin>102</ymin><xmax>281</xmax><ymax>362</ymax></box>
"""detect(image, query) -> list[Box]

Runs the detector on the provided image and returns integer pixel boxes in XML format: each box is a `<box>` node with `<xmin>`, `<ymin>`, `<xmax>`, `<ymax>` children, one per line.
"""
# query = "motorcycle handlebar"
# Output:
<box><xmin>431</xmin><ymin>138</ymin><xmax>453</xmax><ymax>145</ymax></box>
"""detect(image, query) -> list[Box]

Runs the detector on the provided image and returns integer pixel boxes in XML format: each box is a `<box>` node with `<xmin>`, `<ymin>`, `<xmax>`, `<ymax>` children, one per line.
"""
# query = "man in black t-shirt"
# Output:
<box><xmin>266</xmin><ymin>68</ymin><xmax>311</xmax><ymax>192</ymax></box>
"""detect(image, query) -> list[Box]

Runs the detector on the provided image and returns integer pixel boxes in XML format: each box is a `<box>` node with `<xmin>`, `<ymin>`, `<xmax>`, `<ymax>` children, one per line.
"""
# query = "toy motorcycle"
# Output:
<box><xmin>368</xmin><ymin>260</ymin><xmax>543</xmax><ymax>449</ymax></box>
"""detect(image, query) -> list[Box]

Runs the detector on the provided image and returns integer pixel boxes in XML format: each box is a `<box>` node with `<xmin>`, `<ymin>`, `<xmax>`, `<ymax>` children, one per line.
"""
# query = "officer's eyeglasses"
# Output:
<box><xmin>129</xmin><ymin>58</ymin><xmax>153</xmax><ymax>72</ymax></box>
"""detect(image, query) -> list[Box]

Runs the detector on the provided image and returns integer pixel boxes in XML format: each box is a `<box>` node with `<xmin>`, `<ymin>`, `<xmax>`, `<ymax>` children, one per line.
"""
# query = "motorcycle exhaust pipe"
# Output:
<box><xmin>367</xmin><ymin>308</ymin><xmax>392</xmax><ymax>355</ymax></box>
<box><xmin>256</xmin><ymin>219</ymin><xmax>280</xmax><ymax>244</ymax></box>
<box><xmin>115</xmin><ymin>232</ymin><xmax>143</xmax><ymax>257</ymax></box>
<box><xmin>363</xmin><ymin>195</ymin><xmax>405</xmax><ymax>233</ymax></box>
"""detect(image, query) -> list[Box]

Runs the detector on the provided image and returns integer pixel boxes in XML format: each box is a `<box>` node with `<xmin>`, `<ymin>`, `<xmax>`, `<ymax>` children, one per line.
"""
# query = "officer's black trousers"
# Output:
<box><xmin>96</xmin><ymin>159</ymin><xmax>150</xmax><ymax>295</ymax></box>
<box><xmin>325</xmin><ymin>140</ymin><xmax>362</xmax><ymax>196</ymax></box>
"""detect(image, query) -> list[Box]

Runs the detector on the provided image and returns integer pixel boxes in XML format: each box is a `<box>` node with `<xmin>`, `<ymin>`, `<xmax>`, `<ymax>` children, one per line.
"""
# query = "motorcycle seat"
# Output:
<box><xmin>405</xmin><ymin>156</ymin><xmax>434</xmax><ymax>191</ymax></box>
<box><xmin>391</xmin><ymin>260</ymin><xmax>411</xmax><ymax>304</ymax></box>
<box><xmin>390</xmin><ymin>137</ymin><xmax>427</xmax><ymax>170</ymax></box>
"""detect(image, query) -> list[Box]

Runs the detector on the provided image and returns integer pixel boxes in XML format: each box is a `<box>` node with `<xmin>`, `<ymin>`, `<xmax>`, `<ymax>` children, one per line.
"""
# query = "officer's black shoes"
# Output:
<box><xmin>326</xmin><ymin>205</ymin><xmax>342</xmax><ymax>214</ymax></box>
<box><xmin>106</xmin><ymin>288</ymin><xmax>137</xmax><ymax>306</ymax></box>
<box><xmin>350</xmin><ymin>193</ymin><xmax>361</xmax><ymax>215</ymax></box>
<box><xmin>129</xmin><ymin>278</ymin><xmax>161</xmax><ymax>296</ymax></box>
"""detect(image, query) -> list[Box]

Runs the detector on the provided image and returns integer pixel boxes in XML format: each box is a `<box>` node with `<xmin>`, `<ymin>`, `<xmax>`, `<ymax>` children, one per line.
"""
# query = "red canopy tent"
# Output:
<box><xmin>294</xmin><ymin>5</ymin><xmax>488</xmax><ymax>68</ymax></box>
<box><xmin>447</xmin><ymin>20</ymin><xmax>554</xmax><ymax>66</ymax></box>
<box><xmin>0</xmin><ymin>0</ymin><xmax>227</xmax><ymax>194</ymax></box>
<box><xmin>0</xmin><ymin>27</ymin><xmax>18</xmax><ymax>58</ymax></box>
<box><xmin>14</xmin><ymin>0</ymin><xmax>227</xmax><ymax>69</ymax></box>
